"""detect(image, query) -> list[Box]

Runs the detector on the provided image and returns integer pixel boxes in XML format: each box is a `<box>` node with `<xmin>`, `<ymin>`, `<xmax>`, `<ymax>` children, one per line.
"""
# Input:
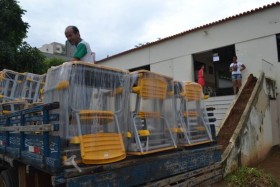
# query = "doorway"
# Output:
<box><xmin>193</xmin><ymin>45</ymin><xmax>235</xmax><ymax>96</ymax></box>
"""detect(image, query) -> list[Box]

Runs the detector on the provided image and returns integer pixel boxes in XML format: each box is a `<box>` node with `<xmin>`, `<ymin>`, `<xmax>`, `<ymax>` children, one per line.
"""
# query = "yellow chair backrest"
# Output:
<box><xmin>133</xmin><ymin>77</ymin><xmax>167</xmax><ymax>99</ymax></box>
<box><xmin>184</xmin><ymin>82</ymin><xmax>203</xmax><ymax>101</ymax></box>
<box><xmin>0</xmin><ymin>71</ymin><xmax>5</xmax><ymax>82</ymax></box>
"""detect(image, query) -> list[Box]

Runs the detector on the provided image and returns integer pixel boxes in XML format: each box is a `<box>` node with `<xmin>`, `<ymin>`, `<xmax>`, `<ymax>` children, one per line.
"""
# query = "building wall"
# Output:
<box><xmin>235</xmin><ymin>35</ymin><xmax>279</xmax><ymax>84</ymax></box>
<box><xmin>99</xmin><ymin>5</ymin><xmax>280</xmax><ymax>88</ymax></box>
<box><xmin>223</xmin><ymin>73</ymin><xmax>279</xmax><ymax>175</ymax></box>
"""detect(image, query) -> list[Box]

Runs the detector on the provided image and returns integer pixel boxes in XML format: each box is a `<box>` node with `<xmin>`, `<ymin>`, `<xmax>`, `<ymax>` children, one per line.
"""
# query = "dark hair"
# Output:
<box><xmin>71</xmin><ymin>26</ymin><xmax>79</xmax><ymax>34</ymax></box>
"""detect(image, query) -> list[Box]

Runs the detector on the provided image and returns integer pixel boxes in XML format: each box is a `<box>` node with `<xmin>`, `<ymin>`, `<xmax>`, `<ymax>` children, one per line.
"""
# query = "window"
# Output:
<box><xmin>277</xmin><ymin>34</ymin><xmax>280</xmax><ymax>62</ymax></box>
<box><xmin>129</xmin><ymin>65</ymin><xmax>150</xmax><ymax>72</ymax></box>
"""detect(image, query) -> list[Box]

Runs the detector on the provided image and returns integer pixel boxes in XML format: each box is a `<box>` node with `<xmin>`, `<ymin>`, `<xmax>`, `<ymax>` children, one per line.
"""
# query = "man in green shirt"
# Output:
<box><xmin>65</xmin><ymin>26</ymin><xmax>94</xmax><ymax>63</ymax></box>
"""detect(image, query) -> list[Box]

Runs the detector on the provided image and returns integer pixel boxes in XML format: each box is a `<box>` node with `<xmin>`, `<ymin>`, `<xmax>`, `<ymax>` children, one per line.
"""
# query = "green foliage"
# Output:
<box><xmin>0</xmin><ymin>0</ymin><xmax>29</xmax><ymax>48</ymax></box>
<box><xmin>225</xmin><ymin>166</ymin><xmax>279</xmax><ymax>187</ymax></box>
<box><xmin>43</xmin><ymin>57</ymin><xmax>65</xmax><ymax>72</ymax></box>
<box><xmin>0</xmin><ymin>41</ymin><xmax>16</xmax><ymax>68</ymax></box>
<box><xmin>0</xmin><ymin>0</ymin><xmax>47</xmax><ymax>73</ymax></box>
<box><xmin>14</xmin><ymin>42</ymin><xmax>46</xmax><ymax>74</ymax></box>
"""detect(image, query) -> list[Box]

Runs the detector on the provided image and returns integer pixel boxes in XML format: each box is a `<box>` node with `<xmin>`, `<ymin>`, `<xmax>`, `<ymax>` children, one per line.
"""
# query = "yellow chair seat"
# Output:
<box><xmin>80</xmin><ymin>133</ymin><xmax>126</xmax><ymax>164</ymax></box>
<box><xmin>138</xmin><ymin>130</ymin><xmax>150</xmax><ymax>136</ymax></box>
<box><xmin>183</xmin><ymin>111</ymin><xmax>198</xmax><ymax>117</ymax></box>
<box><xmin>138</xmin><ymin>111</ymin><xmax>160</xmax><ymax>118</ymax></box>
<box><xmin>172</xmin><ymin>128</ymin><xmax>184</xmax><ymax>133</ymax></box>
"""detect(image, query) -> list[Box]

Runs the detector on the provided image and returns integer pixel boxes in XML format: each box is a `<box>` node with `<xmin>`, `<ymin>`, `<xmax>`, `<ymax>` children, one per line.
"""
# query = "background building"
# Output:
<box><xmin>39</xmin><ymin>42</ymin><xmax>70</xmax><ymax>61</ymax></box>
<box><xmin>97</xmin><ymin>2</ymin><xmax>280</xmax><ymax>97</ymax></box>
<box><xmin>39</xmin><ymin>42</ymin><xmax>65</xmax><ymax>55</ymax></box>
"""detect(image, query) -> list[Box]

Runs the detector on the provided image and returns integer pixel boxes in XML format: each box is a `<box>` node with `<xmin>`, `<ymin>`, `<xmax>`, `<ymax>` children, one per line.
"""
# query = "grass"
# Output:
<box><xmin>225</xmin><ymin>166</ymin><xmax>279</xmax><ymax>187</ymax></box>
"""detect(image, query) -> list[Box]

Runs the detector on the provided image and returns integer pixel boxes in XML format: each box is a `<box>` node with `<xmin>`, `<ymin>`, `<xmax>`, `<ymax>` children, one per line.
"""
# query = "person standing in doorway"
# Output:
<box><xmin>197</xmin><ymin>65</ymin><xmax>206</xmax><ymax>94</ymax></box>
<box><xmin>229</xmin><ymin>55</ymin><xmax>246</xmax><ymax>94</ymax></box>
<box><xmin>65</xmin><ymin>26</ymin><xmax>94</xmax><ymax>63</ymax></box>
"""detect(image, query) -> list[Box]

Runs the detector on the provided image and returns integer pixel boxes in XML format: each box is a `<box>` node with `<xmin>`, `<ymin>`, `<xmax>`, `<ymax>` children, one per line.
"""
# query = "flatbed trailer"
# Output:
<box><xmin>56</xmin><ymin>145</ymin><xmax>222</xmax><ymax>186</ymax></box>
<box><xmin>0</xmin><ymin>146</ymin><xmax>222</xmax><ymax>187</ymax></box>
<box><xmin>0</xmin><ymin>98</ymin><xmax>222</xmax><ymax>186</ymax></box>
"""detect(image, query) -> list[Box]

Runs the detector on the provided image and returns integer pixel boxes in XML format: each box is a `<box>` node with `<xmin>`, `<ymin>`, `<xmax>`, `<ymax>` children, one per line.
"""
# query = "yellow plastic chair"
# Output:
<box><xmin>128</xmin><ymin>71</ymin><xmax>177</xmax><ymax>155</ymax></box>
<box><xmin>71</xmin><ymin>110</ymin><xmax>126</xmax><ymax>164</ymax></box>
<box><xmin>174</xmin><ymin>81</ymin><xmax>212</xmax><ymax>146</ymax></box>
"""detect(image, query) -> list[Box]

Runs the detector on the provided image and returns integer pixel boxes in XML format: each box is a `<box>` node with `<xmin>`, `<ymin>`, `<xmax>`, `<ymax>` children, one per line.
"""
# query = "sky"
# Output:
<box><xmin>18</xmin><ymin>0</ymin><xmax>278</xmax><ymax>61</ymax></box>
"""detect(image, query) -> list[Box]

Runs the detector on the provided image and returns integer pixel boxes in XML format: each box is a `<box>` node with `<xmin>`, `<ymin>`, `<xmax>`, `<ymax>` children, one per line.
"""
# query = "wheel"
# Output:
<box><xmin>0</xmin><ymin>168</ymin><xmax>18</xmax><ymax>187</ymax></box>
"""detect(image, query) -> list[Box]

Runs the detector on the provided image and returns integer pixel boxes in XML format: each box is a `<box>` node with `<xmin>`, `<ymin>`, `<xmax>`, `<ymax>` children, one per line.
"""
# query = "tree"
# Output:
<box><xmin>43</xmin><ymin>57</ymin><xmax>65</xmax><ymax>72</ymax></box>
<box><xmin>0</xmin><ymin>41</ymin><xmax>15</xmax><ymax>69</ymax></box>
<box><xmin>0</xmin><ymin>0</ymin><xmax>29</xmax><ymax>70</ymax></box>
<box><xmin>0</xmin><ymin>0</ymin><xmax>29</xmax><ymax>47</ymax></box>
<box><xmin>15</xmin><ymin>42</ymin><xmax>46</xmax><ymax>74</ymax></box>
<box><xmin>0</xmin><ymin>0</ymin><xmax>47</xmax><ymax>73</ymax></box>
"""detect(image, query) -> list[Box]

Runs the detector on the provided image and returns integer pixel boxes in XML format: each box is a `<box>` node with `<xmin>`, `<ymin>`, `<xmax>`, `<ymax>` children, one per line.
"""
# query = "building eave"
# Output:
<box><xmin>97</xmin><ymin>2</ymin><xmax>280</xmax><ymax>63</ymax></box>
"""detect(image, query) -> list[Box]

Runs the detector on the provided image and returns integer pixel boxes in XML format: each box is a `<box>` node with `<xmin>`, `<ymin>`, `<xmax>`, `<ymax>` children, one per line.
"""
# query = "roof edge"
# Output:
<box><xmin>97</xmin><ymin>1</ymin><xmax>280</xmax><ymax>63</ymax></box>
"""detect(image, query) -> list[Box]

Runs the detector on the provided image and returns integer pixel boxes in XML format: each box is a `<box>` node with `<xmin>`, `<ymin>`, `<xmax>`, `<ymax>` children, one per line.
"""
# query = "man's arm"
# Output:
<box><xmin>72</xmin><ymin>43</ymin><xmax>87</xmax><ymax>61</ymax></box>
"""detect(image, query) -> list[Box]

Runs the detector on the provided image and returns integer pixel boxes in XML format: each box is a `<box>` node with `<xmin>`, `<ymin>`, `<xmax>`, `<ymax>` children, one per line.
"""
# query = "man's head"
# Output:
<box><xmin>65</xmin><ymin>26</ymin><xmax>81</xmax><ymax>45</ymax></box>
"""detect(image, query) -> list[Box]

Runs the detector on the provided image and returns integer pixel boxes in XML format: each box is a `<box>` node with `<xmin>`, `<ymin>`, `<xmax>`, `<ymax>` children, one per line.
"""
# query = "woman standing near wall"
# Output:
<box><xmin>198</xmin><ymin>65</ymin><xmax>206</xmax><ymax>94</ymax></box>
<box><xmin>229</xmin><ymin>56</ymin><xmax>246</xmax><ymax>94</ymax></box>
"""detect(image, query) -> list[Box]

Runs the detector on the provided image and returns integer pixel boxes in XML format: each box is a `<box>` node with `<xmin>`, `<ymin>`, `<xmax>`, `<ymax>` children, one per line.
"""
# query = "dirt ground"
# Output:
<box><xmin>256</xmin><ymin>145</ymin><xmax>280</xmax><ymax>184</ymax></box>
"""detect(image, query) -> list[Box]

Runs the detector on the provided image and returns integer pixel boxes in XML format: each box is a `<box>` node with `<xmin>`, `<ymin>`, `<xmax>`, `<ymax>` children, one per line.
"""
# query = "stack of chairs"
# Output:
<box><xmin>0</xmin><ymin>69</ymin><xmax>25</xmax><ymax>103</ymax></box>
<box><xmin>0</xmin><ymin>69</ymin><xmax>31</xmax><ymax>115</ymax></box>
<box><xmin>1</xmin><ymin>63</ymin><xmax>216</xmax><ymax>169</ymax></box>
<box><xmin>21</xmin><ymin>73</ymin><xmax>46</xmax><ymax>104</ymax></box>
<box><xmin>173</xmin><ymin>81</ymin><xmax>213</xmax><ymax>146</ymax></box>
<box><xmin>44</xmin><ymin>62</ymin><xmax>129</xmax><ymax>164</ymax></box>
<box><xmin>126</xmin><ymin>70</ymin><xmax>177</xmax><ymax>155</ymax></box>
<box><xmin>0</xmin><ymin>100</ymin><xmax>28</xmax><ymax>115</ymax></box>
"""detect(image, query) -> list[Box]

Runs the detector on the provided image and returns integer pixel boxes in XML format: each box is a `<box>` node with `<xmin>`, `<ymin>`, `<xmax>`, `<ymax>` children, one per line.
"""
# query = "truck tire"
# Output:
<box><xmin>0</xmin><ymin>168</ymin><xmax>18</xmax><ymax>187</ymax></box>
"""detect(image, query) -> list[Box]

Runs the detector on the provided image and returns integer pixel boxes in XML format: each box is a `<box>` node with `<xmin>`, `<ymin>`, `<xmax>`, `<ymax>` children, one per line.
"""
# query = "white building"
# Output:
<box><xmin>97</xmin><ymin>2</ymin><xmax>280</xmax><ymax>97</ymax></box>
<box><xmin>39</xmin><ymin>42</ymin><xmax>65</xmax><ymax>55</ymax></box>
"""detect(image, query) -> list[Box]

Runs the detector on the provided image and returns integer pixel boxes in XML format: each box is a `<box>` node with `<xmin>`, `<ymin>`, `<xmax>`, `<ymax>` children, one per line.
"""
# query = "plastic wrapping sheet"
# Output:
<box><xmin>173</xmin><ymin>81</ymin><xmax>212</xmax><ymax>146</ymax></box>
<box><xmin>0</xmin><ymin>69</ymin><xmax>44</xmax><ymax>103</ymax></box>
<box><xmin>127</xmin><ymin>70</ymin><xmax>177</xmax><ymax>154</ymax></box>
<box><xmin>0</xmin><ymin>69</ymin><xmax>26</xmax><ymax>102</ymax></box>
<box><xmin>44</xmin><ymin>62</ymin><xmax>130</xmax><ymax>141</ymax></box>
<box><xmin>38</xmin><ymin>74</ymin><xmax>46</xmax><ymax>102</ymax></box>
<box><xmin>21</xmin><ymin>73</ymin><xmax>46</xmax><ymax>103</ymax></box>
<box><xmin>0</xmin><ymin>100</ymin><xmax>28</xmax><ymax>115</ymax></box>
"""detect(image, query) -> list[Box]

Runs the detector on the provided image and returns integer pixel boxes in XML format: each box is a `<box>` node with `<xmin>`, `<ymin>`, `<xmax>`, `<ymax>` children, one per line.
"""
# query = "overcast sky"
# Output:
<box><xmin>18</xmin><ymin>0</ymin><xmax>278</xmax><ymax>61</ymax></box>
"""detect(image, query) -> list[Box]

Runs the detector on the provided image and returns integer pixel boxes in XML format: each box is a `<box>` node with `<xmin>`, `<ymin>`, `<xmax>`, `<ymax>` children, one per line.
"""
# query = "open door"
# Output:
<box><xmin>193</xmin><ymin>45</ymin><xmax>236</xmax><ymax>96</ymax></box>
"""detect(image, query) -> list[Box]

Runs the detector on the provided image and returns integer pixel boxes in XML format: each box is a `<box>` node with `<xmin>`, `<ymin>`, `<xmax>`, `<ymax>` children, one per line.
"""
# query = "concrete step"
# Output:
<box><xmin>204</xmin><ymin>95</ymin><xmax>235</xmax><ymax>132</ymax></box>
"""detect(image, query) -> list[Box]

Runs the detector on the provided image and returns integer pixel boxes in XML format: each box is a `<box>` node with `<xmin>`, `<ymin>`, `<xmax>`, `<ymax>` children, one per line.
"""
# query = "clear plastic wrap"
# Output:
<box><xmin>44</xmin><ymin>61</ymin><xmax>130</xmax><ymax>164</ymax></box>
<box><xmin>0</xmin><ymin>100</ymin><xmax>28</xmax><ymax>115</ymax></box>
<box><xmin>0</xmin><ymin>69</ymin><xmax>25</xmax><ymax>102</ymax></box>
<box><xmin>127</xmin><ymin>70</ymin><xmax>177</xmax><ymax>155</ymax></box>
<box><xmin>173</xmin><ymin>81</ymin><xmax>213</xmax><ymax>146</ymax></box>
<box><xmin>21</xmin><ymin>73</ymin><xmax>46</xmax><ymax>103</ymax></box>
<box><xmin>0</xmin><ymin>69</ymin><xmax>45</xmax><ymax>103</ymax></box>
